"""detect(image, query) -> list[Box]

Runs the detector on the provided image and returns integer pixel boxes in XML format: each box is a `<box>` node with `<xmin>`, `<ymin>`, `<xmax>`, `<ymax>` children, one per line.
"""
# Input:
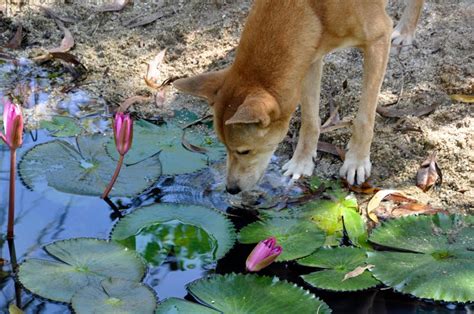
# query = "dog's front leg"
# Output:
<box><xmin>283</xmin><ymin>59</ymin><xmax>323</xmax><ymax>180</ymax></box>
<box><xmin>340</xmin><ymin>35</ymin><xmax>391</xmax><ymax>185</ymax></box>
<box><xmin>391</xmin><ymin>0</ymin><xmax>425</xmax><ymax>54</ymax></box>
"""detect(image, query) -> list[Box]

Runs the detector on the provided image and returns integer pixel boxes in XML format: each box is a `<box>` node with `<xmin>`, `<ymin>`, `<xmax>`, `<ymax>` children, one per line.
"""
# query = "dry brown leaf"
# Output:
<box><xmin>416</xmin><ymin>151</ymin><xmax>442</xmax><ymax>192</ymax></box>
<box><xmin>343</xmin><ymin>181</ymin><xmax>380</xmax><ymax>195</ymax></box>
<box><xmin>182</xmin><ymin>132</ymin><xmax>209</xmax><ymax>155</ymax></box>
<box><xmin>317</xmin><ymin>141</ymin><xmax>345</xmax><ymax>161</ymax></box>
<box><xmin>96</xmin><ymin>0</ymin><xmax>131</xmax><ymax>12</ymax></box>
<box><xmin>5</xmin><ymin>25</ymin><xmax>23</xmax><ymax>49</ymax></box>
<box><xmin>376</xmin><ymin>103</ymin><xmax>438</xmax><ymax>118</ymax></box>
<box><xmin>155</xmin><ymin>88</ymin><xmax>167</xmax><ymax>107</ymax></box>
<box><xmin>48</xmin><ymin>20</ymin><xmax>74</xmax><ymax>53</ymax></box>
<box><xmin>367</xmin><ymin>190</ymin><xmax>415</xmax><ymax>223</ymax></box>
<box><xmin>123</xmin><ymin>11</ymin><xmax>165</xmax><ymax>28</ymax></box>
<box><xmin>450</xmin><ymin>94</ymin><xmax>474</xmax><ymax>103</ymax></box>
<box><xmin>343</xmin><ymin>265</ymin><xmax>375</xmax><ymax>281</ymax></box>
<box><xmin>145</xmin><ymin>49</ymin><xmax>167</xmax><ymax>88</ymax></box>
<box><xmin>117</xmin><ymin>96</ymin><xmax>151</xmax><ymax>113</ymax></box>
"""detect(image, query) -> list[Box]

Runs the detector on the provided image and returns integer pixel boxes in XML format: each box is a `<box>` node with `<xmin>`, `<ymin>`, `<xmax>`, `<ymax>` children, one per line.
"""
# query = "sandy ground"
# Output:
<box><xmin>1</xmin><ymin>0</ymin><xmax>473</xmax><ymax>212</ymax></box>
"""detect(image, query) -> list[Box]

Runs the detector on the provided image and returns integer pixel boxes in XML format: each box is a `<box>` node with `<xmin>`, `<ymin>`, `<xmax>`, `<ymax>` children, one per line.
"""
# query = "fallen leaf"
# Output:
<box><xmin>144</xmin><ymin>49</ymin><xmax>166</xmax><ymax>89</ymax></box>
<box><xmin>9</xmin><ymin>304</ymin><xmax>24</xmax><ymax>314</ymax></box>
<box><xmin>48</xmin><ymin>19</ymin><xmax>74</xmax><ymax>53</ymax></box>
<box><xmin>320</xmin><ymin>106</ymin><xmax>352</xmax><ymax>133</ymax></box>
<box><xmin>343</xmin><ymin>264</ymin><xmax>375</xmax><ymax>281</ymax></box>
<box><xmin>123</xmin><ymin>11</ymin><xmax>165</xmax><ymax>28</ymax></box>
<box><xmin>376</xmin><ymin>103</ymin><xmax>438</xmax><ymax>118</ymax></box>
<box><xmin>182</xmin><ymin>131</ymin><xmax>209</xmax><ymax>155</ymax></box>
<box><xmin>450</xmin><ymin>94</ymin><xmax>474</xmax><ymax>103</ymax></box>
<box><xmin>343</xmin><ymin>181</ymin><xmax>380</xmax><ymax>195</ymax></box>
<box><xmin>367</xmin><ymin>190</ymin><xmax>416</xmax><ymax>223</ymax></box>
<box><xmin>96</xmin><ymin>0</ymin><xmax>131</xmax><ymax>12</ymax></box>
<box><xmin>38</xmin><ymin>6</ymin><xmax>76</xmax><ymax>23</ymax></box>
<box><xmin>155</xmin><ymin>88</ymin><xmax>167</xmax><ymax>107</ymax></box>
<box><xmin>117</xmin><ymin>96</ymin><xmax>151</xmax><ymax>113</ymax></box>
<box><xmin>317</xmin><ymin>141</ymin><xmax>345</xmax><ymax>161</ymax></box>
<box><xmin>5</xmin><ymin>25</ymin><xmax>23</xmax><ymax>49</ymax></box>
<box><xmin>416</xmin><ymin>151</ymin><xmax>442</xmax><ymax>192</ymax></box>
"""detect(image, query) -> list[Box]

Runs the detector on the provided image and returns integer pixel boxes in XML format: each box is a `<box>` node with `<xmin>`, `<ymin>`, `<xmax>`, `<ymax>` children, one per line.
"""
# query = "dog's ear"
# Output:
<box><xmin>173</xmin><ymin>69</ymin><xmax>228</xmax><ymax>102</ymax></box>
<box><xmin>225</xmin><ymin>92</ymin><xmax>280</xmax><ymax>128</ymax></box>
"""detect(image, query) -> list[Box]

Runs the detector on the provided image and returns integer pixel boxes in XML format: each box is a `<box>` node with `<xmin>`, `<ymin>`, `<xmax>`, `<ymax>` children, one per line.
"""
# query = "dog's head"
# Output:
<box><xmin>174</xmin><ymin>69</ymin><xmax>290</xmax><ymax>194</ymax></box>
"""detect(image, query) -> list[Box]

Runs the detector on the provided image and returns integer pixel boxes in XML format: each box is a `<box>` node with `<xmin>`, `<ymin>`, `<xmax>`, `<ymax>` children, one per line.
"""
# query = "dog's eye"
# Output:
<box><xmin>237</xmin><ymin>150</ymin><xmax>251</xmax><ymax>155</ymax></box>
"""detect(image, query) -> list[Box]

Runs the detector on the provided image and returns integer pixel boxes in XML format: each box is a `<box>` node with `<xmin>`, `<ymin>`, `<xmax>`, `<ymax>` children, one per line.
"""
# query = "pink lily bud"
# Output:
<box><xmin>1</xmin><ymin>100</ymin><xmax>23</xmax><ymax>150</ymax></box>
<box><xmin>246</xmin><ymin>237</ymin><xmax>283</xmax><ymax>272</ymax></box>
<box><xmin>113</xmin><ymin>112</ymin><xmax>133</xmax><ymax>156</ymax></box>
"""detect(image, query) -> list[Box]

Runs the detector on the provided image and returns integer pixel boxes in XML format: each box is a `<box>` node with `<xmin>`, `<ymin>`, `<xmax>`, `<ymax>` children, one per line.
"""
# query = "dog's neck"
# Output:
<box><xmin>230</xmin><ymin>1</ymin><xmax>322</xmax><ymax>115</ymax></box>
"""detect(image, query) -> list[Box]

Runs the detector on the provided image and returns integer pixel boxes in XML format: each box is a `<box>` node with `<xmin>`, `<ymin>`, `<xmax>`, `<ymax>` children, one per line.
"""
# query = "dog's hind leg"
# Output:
<box><xmin>340</xmin><ymin>33</ymin><xmax>391</xmax><ymax>185</ymax></box>
<box><xmin>283</xmin><ymin>59</ymin><xmax>323</xmax><ymax>180</ymax></box>
<box><xmin>391</xmin><ymin>0</ymin><xmax>425</xmax><ymax>54</ymax></box>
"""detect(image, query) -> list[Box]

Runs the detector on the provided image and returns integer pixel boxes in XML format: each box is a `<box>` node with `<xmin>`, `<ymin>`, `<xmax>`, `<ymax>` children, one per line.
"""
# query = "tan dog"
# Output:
<box><xmin>174</xmin><ymin>0</ymin><xmax>424</xmax><ymax>194</ymax></box>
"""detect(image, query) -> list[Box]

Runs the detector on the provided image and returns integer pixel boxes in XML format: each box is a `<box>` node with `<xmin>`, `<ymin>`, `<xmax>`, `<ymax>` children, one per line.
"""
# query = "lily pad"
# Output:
<box><xmin>71</xmin><ymin>278</ymin><xmax>157</xmax><ymax>314</ymax></box>
<box><xmin>238</xmin><ymin>218</ymin><xmax>325</xmax><ymax>261</ymax></box>
<box><xmin>18</xmin><ymin>135</ymin><xmax>161</xmax><ymax>197</ymax></box>
<box><xmin>367</xmin><ymin>214</ymin><xmax>474</xmax><ymax>303</ymax></box>
<box><xmin>106</xmin><ymin>120</ymin><xmax>225</xmax><ymax>175</ymax></box>
<box><xmin>156</xmin><ymin>298</ymin><xmax>218</xmax><ymax>314</ymax></box>
<box><xmin>18</xmin><ymin>238</ymin><xmax>146</xmax><ymax>303</ymax></box>
<box><xmin>40</xmin><ymin>116</ymin><xmax>82</xmax><ymax>137</ymax></box>
<box><xmin>111</xmin><ymin>204</ymin><xmax>236</xmax><ymax>263</ymax></box>
<box><xmin>188</xmin><ymin>274</ymin><xmax>331</xmax><ymax>313</ymax></box>
<box><xmin>264</xmin><ymin>188</ymin><xmax>361</xmax><ymax>246</ymax></box>
<box><xmin>299</xmin><ymin>247</ymin><xmax>379</xmax><ymax>291</ymax></box>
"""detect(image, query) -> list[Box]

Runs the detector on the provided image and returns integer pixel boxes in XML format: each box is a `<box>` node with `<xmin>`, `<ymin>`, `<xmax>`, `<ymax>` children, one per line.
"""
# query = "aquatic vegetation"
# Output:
<box><xmin>246</xmin><ymin>237</ymin><xmax>282</xmax><ymax>272</ymax></box>
<box><xmin>367</xmin><ymin>214</ymin><xmax>474</xmax><ymax>302</ymax></box>
<box><xmin>40</xmin><ymin>115</ymin><xmax>82</xmax><ymax>137</ymax></box>
<box><xmin>157</xmin><ymin>298</ymin><xmax>218</xmax><ymax>313</ymax></box>
<box><xmin>18</xmin><ymin>238</ymin><xmax>147</xmax><ymax>303</ymax></box>
<box><xmin>102</xmin><ymin>112</ymin><xmax>133</xmax><ymax>199</ymax></box>
<box><xmin>299</xmin><ymin>247</ymin><xmax>379</xmax><ymax>292</ymax></box>
<box><xmin>1</xmin><ymin>99</ymin><xmax>24</xmax><ymax>239</ymax></box>
<box><xmin>187</xmin><ymin>274</ymin><xmax>331</xmax><ymax>313</ymax></box>
<box><xmin>239</xmin><ymin>218</ymin><xmax>325</xmax><ymax>261</ymax></box>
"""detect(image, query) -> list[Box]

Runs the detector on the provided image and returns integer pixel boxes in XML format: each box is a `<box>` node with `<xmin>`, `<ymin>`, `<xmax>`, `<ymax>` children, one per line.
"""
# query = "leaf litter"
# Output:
<box><xmin>416</xmin><ymin>151</ymin><xmax>442</xmax><ymax>192</ymax></box>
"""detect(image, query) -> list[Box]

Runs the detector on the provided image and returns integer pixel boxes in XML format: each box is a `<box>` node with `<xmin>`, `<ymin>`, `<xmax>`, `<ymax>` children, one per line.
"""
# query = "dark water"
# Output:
<box><xmin>0</xmin><ymin>60</ymin><xmax>471</xmax><ymax>314</ymax></box>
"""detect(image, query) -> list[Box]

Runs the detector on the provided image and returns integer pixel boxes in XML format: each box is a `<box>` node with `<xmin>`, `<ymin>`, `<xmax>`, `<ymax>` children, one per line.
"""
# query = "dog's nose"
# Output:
<box><xmin>226</xmin><ymin>185</ymin><xmax>242</xmax><ymax>195</ymax></box>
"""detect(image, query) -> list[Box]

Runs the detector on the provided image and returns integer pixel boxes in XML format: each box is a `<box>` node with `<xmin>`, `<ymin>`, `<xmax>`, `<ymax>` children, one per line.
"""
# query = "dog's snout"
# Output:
<box><xmin>226</xmin><ymin>185</ymin><xmax>242</xmax><ymax>195</ymax></box>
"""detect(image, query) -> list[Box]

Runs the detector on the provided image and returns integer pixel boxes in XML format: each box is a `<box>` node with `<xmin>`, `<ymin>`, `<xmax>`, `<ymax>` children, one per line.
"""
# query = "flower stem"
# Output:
<box><xmin>7</xmin><ymin>149</ymin><xmax>16</xmax><ymax>240</ymax></box>
<box><xmin>101</xmin><ymin>154</ymin><xmax>125</xmax><ymax>199</ymax></box>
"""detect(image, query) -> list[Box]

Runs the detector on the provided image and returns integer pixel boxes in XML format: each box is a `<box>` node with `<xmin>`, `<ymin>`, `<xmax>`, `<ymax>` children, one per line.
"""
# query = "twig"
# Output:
<box><xmin>182</xmin><ymin>113</ymin><xmax>213</xmax><ymax>130</ymax></box>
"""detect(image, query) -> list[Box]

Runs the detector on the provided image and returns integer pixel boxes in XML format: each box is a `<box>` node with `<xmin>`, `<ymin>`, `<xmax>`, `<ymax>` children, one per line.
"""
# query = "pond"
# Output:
<box><xmin>0</xmin><ymin>60</ymin><xmax>472</xmax><ymax>313</ymax></box>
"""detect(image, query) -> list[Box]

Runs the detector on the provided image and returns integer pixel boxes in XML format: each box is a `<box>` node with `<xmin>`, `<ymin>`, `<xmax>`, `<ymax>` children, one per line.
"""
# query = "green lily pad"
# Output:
<box><xmin>106</xmin><ymin>120</ymin><xmax>225</xmax><ymax>175</ymax></box>
<box><xmin>18</xmin><ymin>135</ymin><xmax>161</xmax><ymax>197</ymax></box>
<box><xmin>40</xmin><ymin>116</ymin><xmax>82</xmax><ymax>137</ymax></box>
<box><xmin>156</xmin><ymin>298</ymin><xmax>218</xmax><ymax>314</ymax></box>
<box><xmin>238</xmin><ymin>218</ymin><xmax>325</xmax><ymax>261</ymax></box>
<box><xmin>188</xmin><ymin>274</ymin><xmax>331</xmax><ymax>313</ymax></box>
<box><xmin>367</xmin><ymin>214</ymin><xmax>474</xmax><ymax>303</ymax></box>
<box><xmin>299</xmin><ymin>247</ymin><xmax>379</xmax><ymax>291</ymax></box>
<box><xmin>18</xmin><ymin>238</ymin><xmax>146</xmax><ymax>303</ymax></box>
<box><xmin>71</xmin><ymin>278</ymin><xmax>157</xmax><ymax>314</ymax></box>
<box><xmin>264</xmin><ymin>188</ymin><xmax>363</xmax><ymax>246</ymax></box>
<box><xmin>111</xmin><ymin>204</ymin><xmax>236</xmax><ymax>263</ymax></box>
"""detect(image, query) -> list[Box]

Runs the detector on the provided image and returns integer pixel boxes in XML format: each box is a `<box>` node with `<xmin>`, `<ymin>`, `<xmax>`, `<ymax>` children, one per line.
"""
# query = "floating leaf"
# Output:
<box><xmin>106</xmin><ymin>120</ymin><xmax>224</xmax><ymax>175</ymax></box>
<box><xmin>71</xmin><ymin>278</ymin><xmax>156</xmax><ymax>314</ymax></box>
<box><xmin>416</xmin><ymin>151</ymin><xmax>442</xmax><ymax>192</ymax></box>
<box><xmin>188</xmin><ymin>274</ymin><xmax>331</xmax><ymax>313</ymax></box>
<box><xmin>18</xmin><ymin>239</ymin><xmax>145</xmax><ymax>303</ymax></box>
<box><xmin>341</xmin><ymin>206</ymin><xmax>369</xmax><ymax>248</ymax></box>
<box><xmin>239</xmin><ymin>218</ymin><xmax>325</xmax><ymax>261</ymax></box>
<box><xmin>368</xmin><ymin>214</ymin><xmax>474</xmax><ymax>302</ymax></box>
<box><xmin>19</xmin><ymin>135</ymin><xmax>161</xmax><ymax>197</ymax></box>
<box><xmin>111</xmin><ymin>204</ymin><xmax>236</xmax><ymax>262</ymax></box>
<box><xmin>40</xmin><ymin>116</ymin><xmax>82</xmax><ymax>137</ymax></box>
<box><xmin>299</xmin><ymin>247</ymin><xmax>379</xmax><ymax>292</ymax></box>
<box><xmin>156</xmin><ymin>298</ymin><xmax>218</xmax><ymax>314</ymax></box>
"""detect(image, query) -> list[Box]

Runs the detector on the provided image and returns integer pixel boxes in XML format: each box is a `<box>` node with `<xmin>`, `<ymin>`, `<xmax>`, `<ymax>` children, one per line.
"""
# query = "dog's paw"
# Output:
<box><xmin>282</xmin><ymin>156</ymin><xmax>315</xmax><ymax>180</ymax></box>
<box><xmin>339</xmin><ymin>154</ymin><xmax>372</xmax><ymax>186</ymax></box>
<box><xmin>391</xmin><ymin>25</ymin><xmax>415</xmax><ymax>54</ymax></box>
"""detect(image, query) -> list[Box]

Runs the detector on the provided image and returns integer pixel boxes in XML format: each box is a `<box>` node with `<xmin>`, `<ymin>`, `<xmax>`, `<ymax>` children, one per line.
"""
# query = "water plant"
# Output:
<box><xmin>0</xmin><ymin>99</ymin><xmax>23</xmax><ymax>240</ymax></box>
<box><xmin>246</xmin><ymin>237</ymin><xmax>282</xmax><ymax>272</ymax></box>
<box><xmin>102</xmin><ymin>112</ymin><xmax>133</xmax><ymax>199</ymax></box>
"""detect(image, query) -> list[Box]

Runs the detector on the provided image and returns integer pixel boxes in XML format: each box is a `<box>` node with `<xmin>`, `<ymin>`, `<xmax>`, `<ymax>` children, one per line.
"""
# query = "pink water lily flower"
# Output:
<box><xmin>1</xmin><ymin>100</ymin><xmax>23</xmax><ymax>150</ymax></box>
<box><xmin>246</xmin><ymin>237</ymin><xmax>283</xmax><ymax>272</ymax></box>
<box><xmin>114</xmin><ymin>112</ymin><xmax>133</xmax><ymax>156</ymax></box>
